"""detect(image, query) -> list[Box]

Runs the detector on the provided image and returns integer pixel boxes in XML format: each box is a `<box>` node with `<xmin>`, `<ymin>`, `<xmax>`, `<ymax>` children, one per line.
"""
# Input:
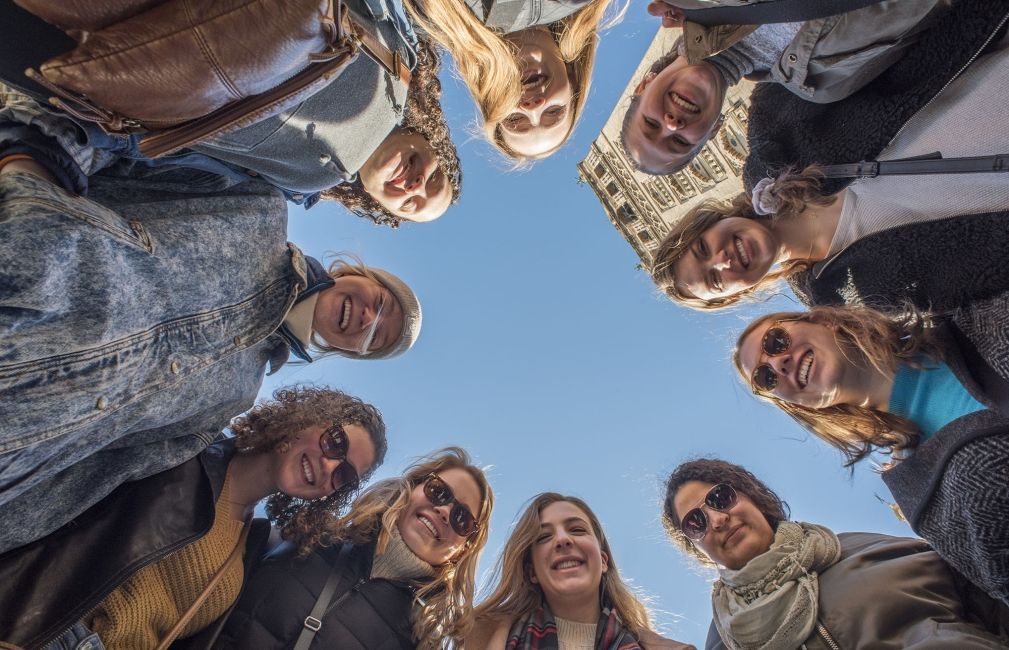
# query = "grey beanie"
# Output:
<box><xmin>360</xmin><ymin>267</ymin><xmax>422</xmax><ymax>360</ymax></box>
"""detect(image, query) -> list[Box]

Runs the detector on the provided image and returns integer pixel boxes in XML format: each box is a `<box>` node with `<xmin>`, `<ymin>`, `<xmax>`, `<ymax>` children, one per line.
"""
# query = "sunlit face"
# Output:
<box><xmin>624</xmin><ymin>56</ymin><xmax>726</xmax><ymax>173</ymax></box>
<box><xmin>397</xmin><ymin>468</ymin><xmax>483</xmax><ymax>566</ymax></box>
<box><xmin>499</xmin><ymin>28</ymin><xmax>574</xmax><ymax>157</ymax></box>
<box><xmin>530</xmin><ymin>501</ymin><xmax>609</xmax><ymax>605</ymax></box>
<box><xmin>673</xmin><ymin>217</ymin><xmax>778</xmax><ymax>301</ymax></box>
<box><xmin>737</xmin><ymin>317</ymin><xmax>872</xmax><ymax>409</ymax></box>
<box><xmin>271</xmin><ymin>423</ymin><xmax>376</xmax><ymax>500</ymax></box>
<box><xmin>359</xmin><ymin>128</ymin><xmax>452</xmax><ymax>222</ymax></box>
<box><xmin>673</xmin><ymin>480</ymin><xmax>774</xmax><ymax>570</ymax></box>
<box><xmin>312</xmin><ymin>274</ymin><xmax>404</xmax><ymax>355</ymax></box>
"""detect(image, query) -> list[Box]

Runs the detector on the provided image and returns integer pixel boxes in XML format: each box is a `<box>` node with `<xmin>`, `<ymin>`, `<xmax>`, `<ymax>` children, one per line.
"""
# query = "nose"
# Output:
<box><xmin>553</xmin><ymin>529</ymin><xmax>573</xmax><ymax>548</ymax></box>
<box><xmin>520</xmin><ymin>95</ymin><xmax>544</xmax><ymax>111</ymax></box>
<box><xmin>319</xmin><ymin>456</ymin><xmax>344</xmax><ymax>490</ymax></box>
<box><xmin>663</xmin><ymin>111</ymin><xmax>685</xmax><ymax>131</ymax></box>
<box><xmin>707</xmin><ymin>508</ymin><xmax>730</xmax><ymax>530</ymax></box>
<box><xmin>712</xmin><ymin>249</ymin><xmax>732</xmax><ymax>271</ymax></box>
<box><xmin>769</xmin><ymin>353</ymin><xmax>794</xmax><ymax>382</ymax></box>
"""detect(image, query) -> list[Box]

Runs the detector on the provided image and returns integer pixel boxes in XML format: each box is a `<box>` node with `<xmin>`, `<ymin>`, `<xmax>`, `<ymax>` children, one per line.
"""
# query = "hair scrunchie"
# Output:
<box><xmin>750</xmin><ymin>177</ymin><xmax>780</xmax><ymax>216</ymax></box>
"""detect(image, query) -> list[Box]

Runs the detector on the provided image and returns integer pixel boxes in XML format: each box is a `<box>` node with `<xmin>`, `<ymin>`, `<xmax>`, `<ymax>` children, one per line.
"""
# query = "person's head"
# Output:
<box><xmin>405</xmin><ymin>0</ymin><xmax>619</xmax><ymax>162</ymax></box>
<box><xmin>311</xmin><ymin>256</ymin><xmax>422</xmax><ymax>360</ymax></box>
<box><xmin>230</xmin><ymin>385</ymin><xmax>387</xmax><ymax>555</ymax></box>
<box><xmin>621</xmin><ymin>48</ymin><xmax>727</xmax><ymax>175</ymax></box>
<box><xmin>333</xmin><ymin>447</ymin><xmax>494</xmax><ymax>648</ymax></box>
<box><xmin>650</xmin><ymin>166</ymin><xmax>833</xmax><ymax>310</ymax></box>
<box><xmin>734</xmin><ymin>306</ymin><xmax>942</xmax><ymax>464</ymax></box>
<box><xmin>475</xmin><ymin>494</ymin><xmax>651</xmax><ymax>637</ymax></box>
<box><xmin>663</xmin><ymin>459</ymin><xmax>788</xmax><ymax>570</ymax></box>
<box><xmin>322</xmin><ymin>39</ymin><xmax>461</xmax><ymax>225</ymax></box>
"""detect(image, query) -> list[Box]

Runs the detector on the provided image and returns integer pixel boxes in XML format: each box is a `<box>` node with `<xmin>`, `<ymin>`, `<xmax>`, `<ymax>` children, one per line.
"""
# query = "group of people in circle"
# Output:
<box><xmin>1</xmin><ymin>0</ymin><xmax>1008</xmax><ymax>648</ymax></box>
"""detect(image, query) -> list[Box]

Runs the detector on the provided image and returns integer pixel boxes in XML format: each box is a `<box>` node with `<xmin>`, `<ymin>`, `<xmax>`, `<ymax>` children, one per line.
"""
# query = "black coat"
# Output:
<box><xmin>743</xmin><ymin>0</ymin><xmax>1009</xmax><ymax>194</ymax></box>
<box><xmin>213</xmin><ymin>541</ymin><xmax>418</xmax><ymax>650</ymax></box>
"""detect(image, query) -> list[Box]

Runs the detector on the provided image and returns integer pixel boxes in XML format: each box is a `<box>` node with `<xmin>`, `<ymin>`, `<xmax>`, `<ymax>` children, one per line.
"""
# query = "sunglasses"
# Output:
<box><xmin>750</xmin><ymin>325</ymin><xmax>792</xmax><ymax>393</ymax></box>
<box><xmin>423</xmin><ymin>473</ymin><xmax>480</xmax><ymax>538</ymax></box>
<box><xmin>319</xmin><ymin>424</ymin><xmax>360</xmax><ymax>493</ymax></box>
<box><xmin>681</xmin><ymin>483</ymin><xmax>738</xmax><ymax>541</ymax></box>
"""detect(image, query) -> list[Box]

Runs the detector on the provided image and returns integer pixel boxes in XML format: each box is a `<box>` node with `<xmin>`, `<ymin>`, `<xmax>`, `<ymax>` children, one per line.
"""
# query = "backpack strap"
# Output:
<box><xmin>292</xmin><ymin>542</ymin><xmax>357</xmax><ymax>650</ymax></box>
<box><xmin>821</xmin><ymin>152</ymin><xmax>1009</xmax><ymax>178</ymax></box>
<box><xmin>681</xmin><ymin>0</ymin><xmax>886</xmax><ymax>26</ymax></box>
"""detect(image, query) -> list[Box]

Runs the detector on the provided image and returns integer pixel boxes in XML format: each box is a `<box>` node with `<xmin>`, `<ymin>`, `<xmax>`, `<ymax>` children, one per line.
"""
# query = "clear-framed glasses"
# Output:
<box><xmin>357</xmin><ymin>292</ymin><xmax>386</xmax><ymax>356</ymax></box>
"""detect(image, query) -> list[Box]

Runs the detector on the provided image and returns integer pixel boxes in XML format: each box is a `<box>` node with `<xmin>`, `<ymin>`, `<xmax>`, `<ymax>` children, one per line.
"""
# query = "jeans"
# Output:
<box><xmin>41</xmin><ymin>623</ymin><xmax>105</xmax><ymax>650</ymax></box>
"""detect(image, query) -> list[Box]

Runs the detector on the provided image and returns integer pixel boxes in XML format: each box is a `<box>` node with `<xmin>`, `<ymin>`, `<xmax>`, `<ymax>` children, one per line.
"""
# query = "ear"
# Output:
<box><xmin>600</xmin><ymin>551</ymin><xmax>609</xmax><ymax>575</ymax></box>
<box><xmin>527</xmin><ymin>563</ymin><xmax>539</xmax><ymax>584</ymax></box>
<box><xmin>633</xmin><ymin>72</ymin><xmax>657</xmax><ymax>96</ymax></box>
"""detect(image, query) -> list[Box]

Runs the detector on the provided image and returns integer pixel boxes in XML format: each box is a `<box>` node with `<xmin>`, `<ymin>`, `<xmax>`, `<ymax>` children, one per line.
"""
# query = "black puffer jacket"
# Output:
<box><xmin>213</xmin><ymin>541</ymin><xmax>417</xmax><ymax>650</ymax></box>
<box><xmin>743</xmin><ymin>0</ymin><xmax>1009</xmax><ymax>193</ymax></box>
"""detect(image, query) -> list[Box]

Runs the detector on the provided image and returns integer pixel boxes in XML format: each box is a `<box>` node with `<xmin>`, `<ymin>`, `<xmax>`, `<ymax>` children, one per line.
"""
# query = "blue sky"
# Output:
<box><xmin>260</xmin><ymin>11</ymin><xmax>912</xmax><ymax>646</ymax></box>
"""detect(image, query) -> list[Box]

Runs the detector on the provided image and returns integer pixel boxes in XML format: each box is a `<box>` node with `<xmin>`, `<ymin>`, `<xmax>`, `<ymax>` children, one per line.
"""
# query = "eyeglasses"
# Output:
<box><xmin>750</xmin><ymin>326</ymin><xmax>792</xmax><ymax>393</ymax></box>
<box><xmin>423</xmin><ymin>473</ymin><xmax>479</xmax><ymax>538</ymax></box>
<box><xmin>681</xmin><ymin>483</ymin><xmax>738</xmax><ymax>541</ymax></box>
<box><xmin>357</xmin><ymin>292</ymin><xmax>386</xmax><ymax>356</ymax></box>
<box><xmin>319</xmin><ymin>424</ymin><xmax>360</xmax><ymax>493</ymax></box>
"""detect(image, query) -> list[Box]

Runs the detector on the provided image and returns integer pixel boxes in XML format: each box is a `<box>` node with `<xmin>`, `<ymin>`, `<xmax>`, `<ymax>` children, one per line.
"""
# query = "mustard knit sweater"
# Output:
<box><xmin>86</xmin><ymin>472</ymin><xmax>246</xmax><ymax>650</ymax></box>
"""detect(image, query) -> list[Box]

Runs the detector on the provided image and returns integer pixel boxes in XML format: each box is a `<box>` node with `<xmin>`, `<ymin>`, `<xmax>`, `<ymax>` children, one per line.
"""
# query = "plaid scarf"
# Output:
<box><xmin>506</xmin><ymin>600</ymin><xmax>641</xmax><ymax>650</ymax></box>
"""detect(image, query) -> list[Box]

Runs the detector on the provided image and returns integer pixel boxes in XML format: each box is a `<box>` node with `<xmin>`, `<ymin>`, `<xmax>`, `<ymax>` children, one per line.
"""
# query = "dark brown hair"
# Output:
<box><xmin>230</xmin><ymin>385</ymin><xmax>387</xmax><ymax>556</ymax></box>
<box><xmin>663</xmin><ymin>458</ymin><xmax>790</xmax><ymax>566</ymax></box>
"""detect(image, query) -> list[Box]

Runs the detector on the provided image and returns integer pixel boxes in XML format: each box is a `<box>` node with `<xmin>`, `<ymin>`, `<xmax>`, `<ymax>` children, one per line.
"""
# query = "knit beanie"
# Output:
<box><xmin>364</xmin><ymin>267</ymin><xmax>423</xmax><ymax>360</ymax></box>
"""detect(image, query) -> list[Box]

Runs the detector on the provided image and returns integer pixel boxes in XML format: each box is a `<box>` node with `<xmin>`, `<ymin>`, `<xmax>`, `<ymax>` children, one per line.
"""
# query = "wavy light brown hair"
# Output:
<box><xmin>474</xmin><ymin>493</ymin><xmax>652</xmax><ymax>637</ymax></box>
<box><xmin>329</xmin><ymin>447</ymin><xmax>493</xmax><ymax>649</ymax></box>
<box><xmin>321</xmin><ymin>38</ymin><xmax>462</xmax><ymax>226</ymax></box>
<box><xmin>650</xmin><ymin>165</ymin><xmax>835</xmax><ymax>310</ymax></box>
<box><xmin>405</xmin><ymin>0</ymin><xmax>622</xmax><ymax>162</ymax></box>
<box><xmin>230</xmin><ymin>385</ymin><xmax>387</xmax><ymax>556</ymax></box>
<box><xmin>662</xmin><ymin>459</ymin><xmax>790</xmax><ymax>567</ymax></box>
<box><xmin>733</xmin><ymin>305</ymin><xmax>946</xmax><ymax>465</ymax></box>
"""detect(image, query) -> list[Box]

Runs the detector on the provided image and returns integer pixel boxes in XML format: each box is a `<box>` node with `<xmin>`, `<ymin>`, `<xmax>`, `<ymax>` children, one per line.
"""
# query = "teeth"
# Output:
<box><xmin>302</xmin><ymin>456</ymin><xmax>315</xmax><ymax>485</ymax></box>
<box><xmin>554</xmin><ymin>559</ymin><xmax>582</xmax><ymax>570</ymax></box>
<box><xmin>799</xmin><ymin>351</ymin><xmax>813</xmax><ymax>387</ymax></box>
<box><xmin>340</xmin><ymin>298</ymin><xmax>351</xmax><ymax>330</ymax></box>
<box><xmin>735</xmin><ymin>237</ymin><xmax>750</xmax><ymax>267</ymax></box>
<box><xmin>419</xmin><ymin>515</ymin><xmax>439</xmax><ymax>539</ymax></box>
<box><xmin>670</xmin><ymin>92</ymin><xmax>699</xmax><ymax>113</ymax></box>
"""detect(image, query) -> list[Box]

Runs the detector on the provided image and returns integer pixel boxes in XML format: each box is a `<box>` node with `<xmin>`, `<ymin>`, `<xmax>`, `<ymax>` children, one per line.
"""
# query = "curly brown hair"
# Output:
<box><xmin>662</xmin><ymin>458</ymin><xmax>790</xmax><ymax>566</ymax></box>
<box><xmin>321</xmin><ymin>37</ymin><xmax>462</xmax><ymax>227</ymax></box>
<box><xmin>230</xmin><ymin>385</ymin><xmax>387</xmax><ymax>556</ymax></box>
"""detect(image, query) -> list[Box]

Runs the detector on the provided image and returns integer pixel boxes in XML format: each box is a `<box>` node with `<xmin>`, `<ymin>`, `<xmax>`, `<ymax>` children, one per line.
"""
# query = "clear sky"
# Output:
<box><xmin>259</xmin><ymin>11</ymin><xmax>912</xmax><ymax>646</ymax></box>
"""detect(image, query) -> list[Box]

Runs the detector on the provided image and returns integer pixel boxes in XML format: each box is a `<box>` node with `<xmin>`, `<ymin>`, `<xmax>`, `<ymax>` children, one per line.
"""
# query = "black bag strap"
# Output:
<box><xmin>292</xmin><ymin>543</ymin><xmax>356</xmax><ymax>650</ymax></box>
<box><xmin>681</xmin><ymin>0</ymin><xmax>886</xmax><ymax>26</ymax></box>
<box><xmin>821</xmin><ymin>152</ymin><xmax>1009</xmax><ymax>178</ymax></box>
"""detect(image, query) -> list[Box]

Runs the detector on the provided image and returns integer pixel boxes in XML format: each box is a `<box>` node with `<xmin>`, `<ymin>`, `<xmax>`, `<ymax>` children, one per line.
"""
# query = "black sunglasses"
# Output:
<box><xmin>681</xmin><ymin>483</ymin><xmax>738</xmax><ymax>541</ymax></box>
<box><xmin>319</xmin><ymin>424</ymin><xmax>360</xmax><ymax>494</ymax></box>
<box><xmin>750</xmin><ymin>326</ymin><xmax>792</xmax><ymax>393</ymax></box>
<box><xmin>423</xmin><ymin>473</ymin><xmax>479</xmax><ymax>538</ymax></box>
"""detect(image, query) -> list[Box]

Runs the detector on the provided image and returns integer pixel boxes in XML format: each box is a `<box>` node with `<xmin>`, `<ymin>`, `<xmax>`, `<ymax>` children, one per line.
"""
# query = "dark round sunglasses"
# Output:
<box><xmin>681</xmin><ymin>483</ymin><xmax>738</xmax><ymax>541</ymax></box>
<box><xmin>319</xmin><ymin>424</ymin><xmax>360</xmax><ymax>494</ymax></box>
<box><xmin>750</xmin><ymin>326</ymin><xmax>791</xmax><ymax>393</ymax></box>
<box><xmin>423</xmin><ymin>473</ymin><xmax>479</xmax><ymax>538</ymax></box>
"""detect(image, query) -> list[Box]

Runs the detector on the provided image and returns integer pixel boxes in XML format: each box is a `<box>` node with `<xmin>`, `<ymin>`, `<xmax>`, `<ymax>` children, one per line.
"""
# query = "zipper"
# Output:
<box><xmin>817</xmin><ymin>622</ymin><xmax>842</xmax><ymax>650</ymax></box>
<box><xmin>322</xmin><ymin>577</ymin><xmax>368</xmax><ymax>617</ymax></box>
<box><xmin>886</xmin><ymin>7</ymin><xmax>1009</xmax><ymax>147</ymax></box>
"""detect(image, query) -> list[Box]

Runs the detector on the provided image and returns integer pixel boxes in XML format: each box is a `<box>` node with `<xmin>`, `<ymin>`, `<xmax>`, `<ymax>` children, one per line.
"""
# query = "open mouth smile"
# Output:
<box><xmin>551</xmin><ymin>557</ymin><xmax>585</xmax><ymax>571</ymax></box>
<box><xmin>798</xmin><ymin>350</ymin><xmax>814</xmax><ymax>388</ymax></box>
<box><xmin>301</xmin><ymin>454</ymin><xmax>316</xmax><ymax>486</ymax></box>
<box><xmin>669</xmin><ymin>91</ymin><xmax>700</xmax><ymax>114</ymax></box>
<box><xmin>734</xmin><ymin>236</ymin><xmax>750</xmax><ymax>269</ymax></box>
<box><xmin>418</xmin><ymin>514</ymin><xmax>441</xmax><ymax>540</ymax></box>
<box><xmin>339</xmin><ymin>297</ymin><xmax>352</xmax><ymax>331</ymax></box>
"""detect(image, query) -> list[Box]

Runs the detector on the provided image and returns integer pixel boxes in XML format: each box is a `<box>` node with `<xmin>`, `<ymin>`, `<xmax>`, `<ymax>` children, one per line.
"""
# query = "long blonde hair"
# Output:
<box><xmin>733</xmin><ymin>305</ymin><xmax>945</xmax><ymax>465</ymax></box>
<box><xmin>651</xmin><ymin>166</ymin><xmax>834</xmax><ymax>310</ymax></box>
<box><xmin>474</xmin><ymin>493</ymin><xmax>652</xmax><ymax>636</ymax></box>
<box><xmin>404</xmin><ymin>0</ymin><xmax>620</xmax><ymax>161</ymax></box>
<box><xmin>330</xmin><ymin>447</ymin><xmax>494</xmax><ymax>649</ymax></box>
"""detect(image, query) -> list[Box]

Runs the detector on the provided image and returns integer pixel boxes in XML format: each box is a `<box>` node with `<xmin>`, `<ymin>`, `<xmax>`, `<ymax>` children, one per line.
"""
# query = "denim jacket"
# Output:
<box><xmin>464</xmin><ymin>0</ymin><xmax>589</xmax><ymax>32</ymax></box>
<box><xmin>0</xmin><ymin>169</ymin><xmax>306</xmax><ymax>553</ymax></box>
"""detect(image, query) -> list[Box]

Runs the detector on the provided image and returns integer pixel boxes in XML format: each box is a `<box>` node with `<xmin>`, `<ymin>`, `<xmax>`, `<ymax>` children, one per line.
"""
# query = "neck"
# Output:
<box><xmin>866</xmin><ymin>367</ymin><xmax>896</xmax><ymax>413</ymax></box>
<box><xmin>772</xmin><ymin>194</ymin><xmax>843</xmax><ymax>264</ymax></box>
<box><xmin>548</xmin><ymin>592</ymin><xmax>600</xmax><ymax>625</ymax></box>
<box><xmin>226</xmin><ymin>451</ymin><xmax>279</xmax><ymax>521</ymax></box>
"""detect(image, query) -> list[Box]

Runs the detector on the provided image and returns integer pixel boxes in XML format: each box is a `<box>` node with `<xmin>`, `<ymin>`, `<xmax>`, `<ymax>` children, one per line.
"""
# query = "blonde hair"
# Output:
<box><xmin>404</xmin><ymin>0</ymin><xmax>621</xmax><ymax>161</ymax></box>
<box><xmin>330</xmin><ymin>447</ymin><xmax>493</xmax><ymax>649</ymax></box>
<box><xmin>650</xmin><ymin>166</ymin><xmax>834</xmax><ymax>311</ymax></box>
<box><xmin>733</xmin><ymin>305</ymin><xmax>945</xmax><ymax>465</ymax></box>
<box><xmin>474</xmin><ymin>493</ymin><xmax>652</xmax><ymax>636</ymax></box>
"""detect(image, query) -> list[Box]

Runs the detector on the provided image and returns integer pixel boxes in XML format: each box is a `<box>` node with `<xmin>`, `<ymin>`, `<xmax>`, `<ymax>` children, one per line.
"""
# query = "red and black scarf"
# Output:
<box><xmin>506</xmin><ymin>600</ymin><xmax>641</xmax><ymax>650</ymax></box>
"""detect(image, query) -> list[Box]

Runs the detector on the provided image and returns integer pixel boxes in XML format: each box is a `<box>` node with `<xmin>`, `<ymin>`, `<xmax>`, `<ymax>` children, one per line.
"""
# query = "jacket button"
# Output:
<box><xmin>234</xmin><ymin>336</ymin><xmax>242</xmax><ymax>347</ymax></box>
<box><xmin>170</xmin><ymin>360</ymin><xmax>181</xmax><ymax>374</ymax></box>
<box><xmin>694</xmin><ymin>35</ymin><xmax>703</xmax><ymax>43</ymax></box>
<box><xmin>319</xmin><ymin>153</ymin><xmax>331</xmax><ymax>165</ymax></box>
<box><xmin>245</xmin><ymin>169</ymin><xmax>259</xmax><ymax>177</ymax></box>
<box><xmin>787</xmin><ymin>53</ymin><xmax>797</xmax><ymax>63</ymax></box>
<box><xmin>95</xmin><ymin>396</ymin><xmax>109</xmax><ymax>410</ymax></box>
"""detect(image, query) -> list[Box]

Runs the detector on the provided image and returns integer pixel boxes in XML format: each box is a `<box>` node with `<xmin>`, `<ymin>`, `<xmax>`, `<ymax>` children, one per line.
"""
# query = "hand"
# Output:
<box><xmin>638</xmin><ymin>628</ymin><xmax>698</xmax><ymax>650</ymax></box>
<box><xmin>646</xmin><ymin>1</ymin><xmax>685</xmax><ymax>28</ymax></box>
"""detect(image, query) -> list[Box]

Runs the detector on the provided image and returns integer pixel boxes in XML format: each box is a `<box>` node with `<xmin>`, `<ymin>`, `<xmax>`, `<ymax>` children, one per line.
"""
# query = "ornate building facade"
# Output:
<box><xmin>577</xmin><ymin>27</ymin><xmax>754</xmax><ymax>266</ymax></box>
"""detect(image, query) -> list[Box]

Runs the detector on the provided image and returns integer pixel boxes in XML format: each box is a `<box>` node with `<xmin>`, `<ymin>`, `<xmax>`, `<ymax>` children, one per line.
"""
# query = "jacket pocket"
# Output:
<box><xmin>8</xmin><ymin>193</ymin><xmax>155</xmax><ymax>253</ymax></box>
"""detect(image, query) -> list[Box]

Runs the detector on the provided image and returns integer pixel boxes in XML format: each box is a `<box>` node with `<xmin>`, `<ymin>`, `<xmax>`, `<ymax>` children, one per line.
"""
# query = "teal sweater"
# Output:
<box><xmin>888</xmin><ymin>361</ymin><xmax>985</xmax><ymax>442</ymax></box>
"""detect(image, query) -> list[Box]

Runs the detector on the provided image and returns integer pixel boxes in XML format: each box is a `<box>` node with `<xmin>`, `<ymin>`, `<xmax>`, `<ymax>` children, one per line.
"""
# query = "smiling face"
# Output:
<box><xmin>624</xmin><ymin>56</ymin><xmax>727</xmax><ymax>173</ymax></box>
<box><xmin>673</xmin><ymin>216</ymin><xmax>779</xmax><ymax>301</ymax></box>
<box><xmin>737</xmin><ymin>317</ymin><xmax>874</xmax><ymax>409</ymax></box>
<box><xmin>358</xmin><ymin>128</ymin><xmax>452</xmax><ymax>222</ymax></box>
<box><xmin>271</xmin><ymin>423</ymin><xmax>377</xmax><ymax>500</ymax></box>
<box><xmin>499</xmin><ymin>27</ymin><xmax>574</xmax><ymax>157</ymax></box>
<box><xmin>529</xmin><ymin>501</ymin><xmax>609</xmax><ymax>606</ymax></box>
<box><xmin>312</xmin><ymin>274</ymin><xmax>404</xmax><ymax>355</ymax></box>
<box><xmin>672</xmin><ymin>480</ymin><xmax>774</xmax><ymax>570</ymax></box>
<box><xmin>398</xmin><ymin>467</ymin><xmax>483</xmax><ymax>566</ymax></box>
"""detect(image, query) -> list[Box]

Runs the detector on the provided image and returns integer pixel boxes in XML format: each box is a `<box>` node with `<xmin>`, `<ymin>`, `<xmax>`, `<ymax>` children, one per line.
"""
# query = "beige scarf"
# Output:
<box><xmin>712</xmin><ymin>521</ymin><xmax>841</xmax><ymax>650</ymax></box>
<box><xmin>370</xmin><ymin>523</ymin><xmax>436</xmax><ymax>582</ymax></box>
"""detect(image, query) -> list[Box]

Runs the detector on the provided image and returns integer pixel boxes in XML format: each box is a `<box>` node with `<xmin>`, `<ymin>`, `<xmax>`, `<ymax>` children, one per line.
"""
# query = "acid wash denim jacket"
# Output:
<box><xmin>0</xmin><ymin>169</ymin><xmax>306</xmax><ymax>553</ymax></box>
